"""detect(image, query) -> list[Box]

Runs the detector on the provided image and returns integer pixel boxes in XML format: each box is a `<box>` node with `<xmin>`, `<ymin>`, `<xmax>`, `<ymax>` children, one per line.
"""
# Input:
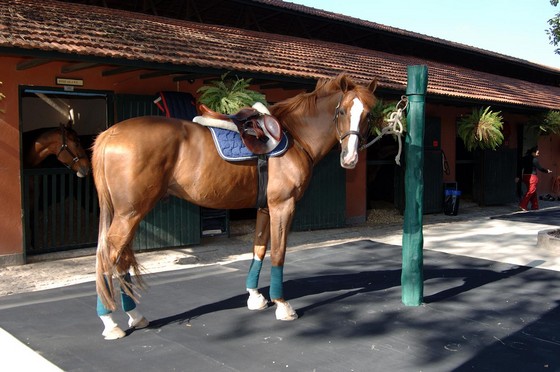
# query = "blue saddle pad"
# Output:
<box><xmin>208</xmin><ymin>127</ymin><xmax>289</xmax><ymax>161</ymax></box>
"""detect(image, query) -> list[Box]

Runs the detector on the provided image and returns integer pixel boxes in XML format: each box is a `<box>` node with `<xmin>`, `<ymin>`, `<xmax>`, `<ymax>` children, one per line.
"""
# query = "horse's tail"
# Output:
<box><xmin>93</xmin><ymin>131</ymin><xmax>145</xmax><ymax>311</ymax></box>
<box><xmin>92</xmin><ymin>131</ymin><xmax>118</xmax><ymax>310</ymax></box>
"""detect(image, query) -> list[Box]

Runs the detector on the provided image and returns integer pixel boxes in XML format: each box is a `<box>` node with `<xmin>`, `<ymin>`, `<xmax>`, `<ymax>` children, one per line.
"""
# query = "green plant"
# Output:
<box><xmin>527</xmin><ymin>110</ymin><xmax>560</xmax><ymax>135</ymax></box>
<box><xmin>368</xmin><ymin>99</ymin><xmax>407</xmax><ymax>137</ymax></box>
<box><xmin>457</xmin><ymin>106</ymin><xmax>504</xmax><ymax>151</ymax></box>
<box><xmin>197</xmin><ymin>73</ymin><xmax>267</xmax><ymax>114</ymax></box>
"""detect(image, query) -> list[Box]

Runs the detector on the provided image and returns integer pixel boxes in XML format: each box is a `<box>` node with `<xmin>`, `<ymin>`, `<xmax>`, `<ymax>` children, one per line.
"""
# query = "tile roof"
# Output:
<box><xmin>2</xmin><ymin>0</ymin><xmax>560</xmax><ymax>110</ymax></box>
<box><xmin>258</xmin><ymin>0</ymin><xmax>557</xmax><ymax>72</ymax></box>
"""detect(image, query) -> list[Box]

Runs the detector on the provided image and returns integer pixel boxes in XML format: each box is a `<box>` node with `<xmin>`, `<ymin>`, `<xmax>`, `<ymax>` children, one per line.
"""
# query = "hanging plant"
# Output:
<box><xmin>527</xmin><ymin>110</ymin><xmax>560</xmax><ymax>135</ymax></box>
<box><xmin>368</xmin><ymin>99</ymin><xmax>407</xmax><ymax>137</ymax></box>
<box><xmin>197</xmin><ymin>72</ymin><xmax>268</xmax><ymax>114</ymax></box>
<box><xmin>457</xmin><ymin>106</ymin><xmax>504</xmax><ymax>151</ymax></box>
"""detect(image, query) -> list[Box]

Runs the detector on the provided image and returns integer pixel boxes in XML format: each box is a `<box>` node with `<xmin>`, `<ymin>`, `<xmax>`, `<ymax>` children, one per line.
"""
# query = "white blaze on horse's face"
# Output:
<box><xmin>340</xmin><ymin>97</ymin><xmax>364</xmax><ymax>169</ymax></box>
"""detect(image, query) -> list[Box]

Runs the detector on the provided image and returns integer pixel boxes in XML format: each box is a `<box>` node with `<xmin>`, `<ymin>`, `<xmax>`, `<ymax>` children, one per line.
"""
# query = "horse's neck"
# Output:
<box><xmin>285</xmin><ymin>98</ymin><xmax>339</xmax><ymax>165</ymax></box>
<box><xmin>25</xmin><ymin>131</ymin><xmax>59</xmax><ymax>167</ymax></box>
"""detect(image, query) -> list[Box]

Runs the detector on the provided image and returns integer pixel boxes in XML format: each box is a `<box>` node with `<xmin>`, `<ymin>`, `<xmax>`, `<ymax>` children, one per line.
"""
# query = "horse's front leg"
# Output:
<box><xmin>269</xmin><ymin>201</ymin><xmax>298</xmax><ymax>321</ymax></box>
<box><xmin>246</xmin><ymin>208</ymin><xmax>270</xmax><ymax>311</ymax></box>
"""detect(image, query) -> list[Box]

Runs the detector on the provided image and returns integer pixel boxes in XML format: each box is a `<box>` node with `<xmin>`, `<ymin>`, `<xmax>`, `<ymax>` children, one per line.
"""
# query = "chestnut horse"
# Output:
<box><xmin>23</xmin><ymin>122</ymin><xmax>91</xmax><ymax>177</ymax></box>
<box><xmin>92</xmin><ymin>74</ymin><xmax>377</xmax><ymax>340</ymax></box>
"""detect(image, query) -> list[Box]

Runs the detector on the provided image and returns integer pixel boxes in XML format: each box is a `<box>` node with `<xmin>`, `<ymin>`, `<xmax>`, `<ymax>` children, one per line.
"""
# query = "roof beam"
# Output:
<box><xmin>139</xmin><ymin>70</ymin><xmax>177</xmax><ymax>79</ymax></box>
<box><xmin>101</xmin><ymin>66</ymin><xmax>141</xmax><ymax>76</ymax></box>
<box><xmin>16</xmin><ymin>58</ymin><xmax>51</xmax><ymax>70</ymax></box>
<box><xmin>174</xmin><ymin>73</ymin><xmax>219</xmax><ymax>82</ymax></box>
<box><xmin>61</xmin><ymin>62</ymin><xmax>100</xmax><ymax>73</ymax></box>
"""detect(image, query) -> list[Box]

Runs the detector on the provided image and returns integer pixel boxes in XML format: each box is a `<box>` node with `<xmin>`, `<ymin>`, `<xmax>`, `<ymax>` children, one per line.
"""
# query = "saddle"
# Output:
<box><xmin>197</xmin><ymin>103</ymin><xmax>282</xmax><ymax>154</ymax></box>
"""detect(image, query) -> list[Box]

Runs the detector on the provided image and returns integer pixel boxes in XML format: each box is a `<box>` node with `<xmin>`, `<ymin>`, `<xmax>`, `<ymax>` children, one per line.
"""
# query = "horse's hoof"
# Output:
<box><xmin>247</xmin><ymin>292</ymin><xmax>268</xmax><ymax>311</ymax></box>
<box><xmin>102</xmin><ymin>326</ymin><xmax>126</xmax><ymax>340</ymax></box>
<box><xmin>129</xmin><ymin>316</ymin><xmax>150</xmax><ymax>329</ymax></box>
<box><xmin>275</xmin><ymin>301</ymin><xmax>298</xmax><ymax>321</ymax></box>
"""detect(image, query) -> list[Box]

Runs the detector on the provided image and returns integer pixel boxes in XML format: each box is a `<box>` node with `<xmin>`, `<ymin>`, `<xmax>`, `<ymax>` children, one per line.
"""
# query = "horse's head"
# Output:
<box><xmin>56</xmin><ymin>124</ymin><xmax>91</xmax><ymax>177</ymax></box>
<box><xmin>332</xmin><ymin>75</ymin><xmax>378</xmax><ymax>169</ymax></box>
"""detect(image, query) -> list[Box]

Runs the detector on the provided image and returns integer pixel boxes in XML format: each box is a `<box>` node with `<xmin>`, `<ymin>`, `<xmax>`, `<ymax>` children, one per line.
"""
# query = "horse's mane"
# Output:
<box><xmin>270</xmin><ymin>74</ymin><xmax>375</xmax><ymax>121</ymax></box>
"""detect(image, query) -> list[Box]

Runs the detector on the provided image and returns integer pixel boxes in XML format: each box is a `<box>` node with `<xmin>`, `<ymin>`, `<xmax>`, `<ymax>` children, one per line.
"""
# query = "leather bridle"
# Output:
<box><xmin>333</xmin><ymin>94</ymin><xmax>366</xmax><ymax>148</ymax></box>
<box><xmin>56</xmin><ymin>126</ymin><xmax>84</xmax><ymax>169</ymax></box>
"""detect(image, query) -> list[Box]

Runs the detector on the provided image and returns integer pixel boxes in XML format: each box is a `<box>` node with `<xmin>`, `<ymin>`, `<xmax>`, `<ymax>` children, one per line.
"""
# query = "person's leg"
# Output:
<box><xmin>529</xmin><ymin>175</ymin><xmax>540</xmax><ymax>210</ymax></box>
<box><xmin>519</xmin><ymin>175</ymin><xmax>532</xmax><ymax>210</ymax></box>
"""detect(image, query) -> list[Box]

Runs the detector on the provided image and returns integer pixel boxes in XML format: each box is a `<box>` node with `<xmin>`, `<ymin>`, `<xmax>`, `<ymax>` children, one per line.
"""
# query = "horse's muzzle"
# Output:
<box><xmin>76</xmin><ymin>164</ymin><xmax>91</xmax><ymax>178</ymax></box>
<box><xmin>340</xmin><ymin>149</ymin><xmax>358</xmax><ymax>169</ymax></box>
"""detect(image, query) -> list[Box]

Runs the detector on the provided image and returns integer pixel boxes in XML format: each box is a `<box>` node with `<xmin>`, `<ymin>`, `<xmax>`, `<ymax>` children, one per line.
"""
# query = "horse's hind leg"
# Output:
<box><xmin>97</xmin><ymin>216</ymin><xmax>149</xmax><ymax>339</ymax></box>
<box><xmin>97</xmin><ymin>273</ymin><xmax>149</xmax><ymax>340</ymax></box>
<box><xmin>97</xmin><ymin>276</ymin><xmax>126</xmax><ymax>340</ymax></box>
<box><xmin>120</xmin><ymin>273</ymin><xmax>150</xmax><ymax>329</ymax></box>
<box><xmin>246</xmin><ymin>208</ymin><xmax>270</xmax><ymax>310</ymax></box>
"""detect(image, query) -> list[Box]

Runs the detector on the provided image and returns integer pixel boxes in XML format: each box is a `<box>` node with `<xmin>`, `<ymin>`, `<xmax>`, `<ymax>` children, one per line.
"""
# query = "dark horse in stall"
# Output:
<box><xmin>22</xmin><ymin>122</ymin><xmax>91</xmax><ymax>249</ymax></box>
<box><xmin>92</xmin><ymin>74</ymin><xmax>377</xmax><ymax>340</ymax></box>
<box><xmin>22</xmin><ymin>121</ymin><xmax>91</xmax><ymax>177</ymax></box>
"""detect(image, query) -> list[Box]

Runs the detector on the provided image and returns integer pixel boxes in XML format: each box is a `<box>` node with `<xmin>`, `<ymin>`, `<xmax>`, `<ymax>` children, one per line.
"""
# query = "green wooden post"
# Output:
<box><xmin>402</xmin><ymin>65</ymin><xmax>428</xmax><ymax>306</ymax></box>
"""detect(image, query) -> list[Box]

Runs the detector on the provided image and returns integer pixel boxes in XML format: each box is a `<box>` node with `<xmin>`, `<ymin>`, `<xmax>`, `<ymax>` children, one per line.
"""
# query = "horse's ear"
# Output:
<box><xmin>368</xmin><ymin>79</ymin><xmax>378</xmax><ymax>93</ymax></box>
<box><xmin>339</xmin><ymin>74</ymin><xmax>350</xmax><ymax>92</ymax></box>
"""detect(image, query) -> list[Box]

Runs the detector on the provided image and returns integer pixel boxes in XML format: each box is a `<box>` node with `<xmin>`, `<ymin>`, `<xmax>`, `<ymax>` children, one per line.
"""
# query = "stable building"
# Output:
<box><xmin>1</xmin><ymin>0</ymin><xmax>560</xmax><ymax>266</ymax></box>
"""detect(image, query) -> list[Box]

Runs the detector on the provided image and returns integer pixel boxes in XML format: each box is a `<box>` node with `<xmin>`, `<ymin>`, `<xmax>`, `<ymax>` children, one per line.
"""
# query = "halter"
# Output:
<box><xmin>333</xmin><ymin>94</ymin><xmax>364</xmax><ymax>146</ymax></box>
<box><xmin>333</xmin><ymin>93</ymin><xmax>407</xmax><ymax>165</ymax></box>
<box><xmin>56</xmin><ymin>126</ymin><xmax>83</xmax><ymax>169</ymax></box>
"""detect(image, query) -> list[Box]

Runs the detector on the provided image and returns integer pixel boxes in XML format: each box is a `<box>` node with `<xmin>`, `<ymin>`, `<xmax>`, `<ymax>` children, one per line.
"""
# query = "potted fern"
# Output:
<box><xmin>458</xmin><ymin>106</ymin><xmax>504</xmax><ymax>151</ymax></box>
<box><xmin>197</xmin><ymin>73</ymin><xmax>268</xmax><ymax>114</ymax></box>
<box><xmin>527</xmin><ymin>110</ymin><xmax>560</xmax><ymax>135</ymax></box>
<box><xmin>368</xmin><ymin>99</ymin><xmax>407</xmax><ymax>137</ymax></box>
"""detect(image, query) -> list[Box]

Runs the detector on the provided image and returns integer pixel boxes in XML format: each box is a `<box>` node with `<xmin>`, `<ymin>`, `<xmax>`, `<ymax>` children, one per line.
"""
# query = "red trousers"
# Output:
<box><xmin>519</xmin><ymin>174</ymin><xmax>539</xmax><ymax>210</ymax></box>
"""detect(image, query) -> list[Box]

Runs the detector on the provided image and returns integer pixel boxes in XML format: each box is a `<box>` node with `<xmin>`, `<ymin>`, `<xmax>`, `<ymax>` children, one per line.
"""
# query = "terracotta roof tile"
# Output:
<box><xmin>2</xmin><ymin>0</ymin><xmax>560</xmax><ymax>110</ymax></box>
<box><xmin>259</xmin><ymin>0</ymin><xmax>557</xmax><ymax>71</ymax></box>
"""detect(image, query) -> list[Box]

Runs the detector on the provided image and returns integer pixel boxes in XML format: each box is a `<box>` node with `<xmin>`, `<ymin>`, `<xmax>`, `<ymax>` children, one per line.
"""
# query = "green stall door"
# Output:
<box><xmin>133</xmin><ymin>196</ymin><xmax>200</xmax><ymax>251</ymax></box>
<box><xmin>292</xmin><ymin>151</ymin><xmax>346</xmax><ymax>231</ymax></box>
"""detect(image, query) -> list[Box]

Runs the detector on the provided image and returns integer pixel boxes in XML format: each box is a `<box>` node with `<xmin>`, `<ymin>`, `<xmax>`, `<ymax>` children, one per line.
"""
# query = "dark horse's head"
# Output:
<box><xmin>23</xmin><ymin>121</ymin><xmax>92</xmax><ymax>177</ymax></box>
<box><xmin>56</xmin><ymin>121</ymin><xmax>91</xmax><ymax>177</ymax></box>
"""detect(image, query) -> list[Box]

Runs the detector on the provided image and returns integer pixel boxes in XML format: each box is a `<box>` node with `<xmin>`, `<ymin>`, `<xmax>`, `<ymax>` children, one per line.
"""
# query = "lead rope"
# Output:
<box><xmin>360</xmin><ymin>95</ymin><xmax>408</xmax><ymax>166</ymax></box>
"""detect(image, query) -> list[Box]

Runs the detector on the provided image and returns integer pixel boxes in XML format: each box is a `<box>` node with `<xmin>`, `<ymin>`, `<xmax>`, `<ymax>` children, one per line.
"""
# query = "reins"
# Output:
<box><xmin>360</xmin><ymin>95</ymin><xmax>407</xmax><ymax>165</ymax></box>
<box><xmin>333</xmin><ymin>94</ymin><xmax>363</xmax><ymax>145</ymax></box>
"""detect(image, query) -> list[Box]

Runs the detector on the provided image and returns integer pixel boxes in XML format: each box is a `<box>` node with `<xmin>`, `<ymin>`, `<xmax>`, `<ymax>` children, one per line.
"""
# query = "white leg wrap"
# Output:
<box><xmin>100</xmin><ymin>314</ymin><xmax>125</xmax><ymax>340</ymax></box>
<box><xmin>247</xmin><ymin>288</ymin><xmax>268</xmax><ymax>310</ymax></box>
<box><xmin>275</xmin><ymin>301</ymin><xmax>298</xmax><ymax>321</ymax></box>
<box><xmin>127</xmin><ymin>309</ymin><xmax>150</xmax><ymax>329</ymax></box>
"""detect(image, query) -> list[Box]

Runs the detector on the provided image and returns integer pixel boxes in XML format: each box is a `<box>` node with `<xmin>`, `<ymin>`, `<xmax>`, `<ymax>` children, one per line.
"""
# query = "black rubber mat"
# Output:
<box><xmin>1</xmin><ymin>240</ymin><xmax>559</xmax><ymax>371</ymax></box>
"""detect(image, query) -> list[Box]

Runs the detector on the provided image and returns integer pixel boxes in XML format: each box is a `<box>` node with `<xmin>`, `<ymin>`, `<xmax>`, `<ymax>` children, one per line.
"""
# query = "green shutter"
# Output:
<box><xmin>292</xmin><ymin>151</ymin><xmax>346</xmax><ymax>231</ymax></box>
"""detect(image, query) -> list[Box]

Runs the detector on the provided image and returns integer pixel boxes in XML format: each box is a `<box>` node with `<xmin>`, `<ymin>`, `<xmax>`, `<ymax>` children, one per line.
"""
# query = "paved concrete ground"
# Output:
<box><xmin>1</xmin><ymin>200</ymin><xmax>559</xmax><ymax>296</ymax></box>
<box><xmin>0</xmin><ymin>200</ymin><xmax>559</xmax><ymax>371</ymax></box>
